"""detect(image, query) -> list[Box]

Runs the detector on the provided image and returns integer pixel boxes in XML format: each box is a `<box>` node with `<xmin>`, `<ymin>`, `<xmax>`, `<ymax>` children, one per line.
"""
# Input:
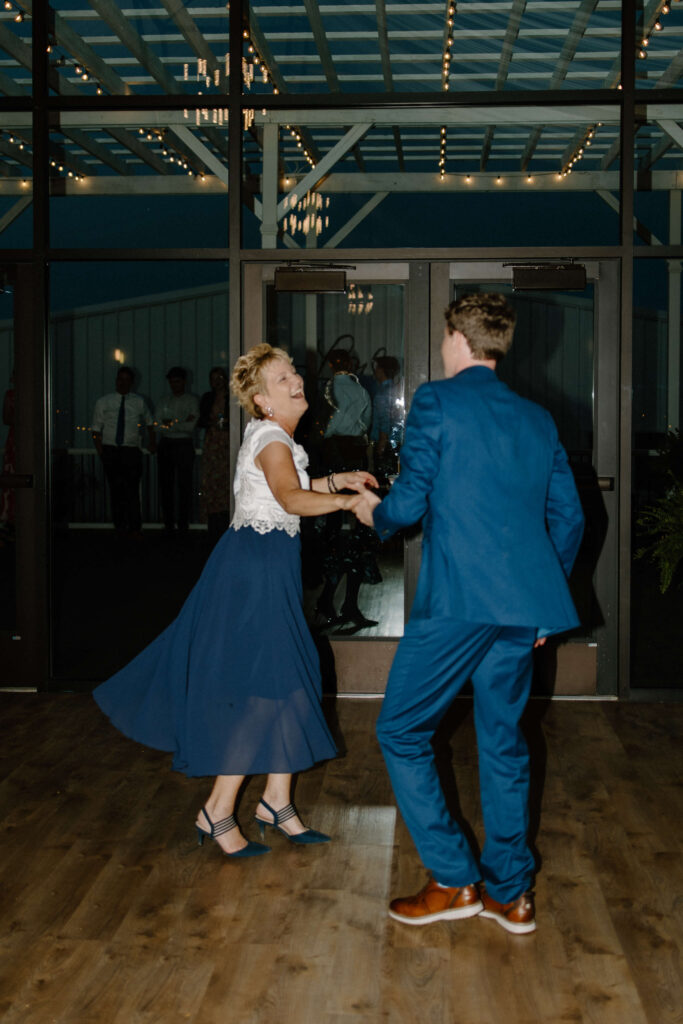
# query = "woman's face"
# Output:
<box><xmin>256</xmin><ymin>358</ymin><xmax>307</xmax><ymax>421</ymax></box>
<box><xmin>210</xmin><ymin>370</ymin><xmax>226</xmax><ymax>391</ymax></box>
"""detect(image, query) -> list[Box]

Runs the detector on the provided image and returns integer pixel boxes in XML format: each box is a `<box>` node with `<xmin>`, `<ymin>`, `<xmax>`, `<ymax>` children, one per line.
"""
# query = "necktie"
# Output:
<box><xmin>115</xmin><ymin>394</ymin><xmax>126</xmax><ymax>446</ymax></box>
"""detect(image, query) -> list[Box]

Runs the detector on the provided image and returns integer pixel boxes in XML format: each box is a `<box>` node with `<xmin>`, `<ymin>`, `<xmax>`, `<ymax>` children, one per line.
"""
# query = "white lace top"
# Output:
<box><xmin>231</xmin><ymin>419</ymin><xmax>310</xmax><ymax>537</ymax></box>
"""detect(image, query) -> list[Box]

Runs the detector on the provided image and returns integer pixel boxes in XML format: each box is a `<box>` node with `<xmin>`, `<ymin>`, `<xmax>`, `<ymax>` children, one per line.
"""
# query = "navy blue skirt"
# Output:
<box><xmin>93</xmin><ymin>526</ymin><xmax>337</xmax><ymax>777</ymax></box>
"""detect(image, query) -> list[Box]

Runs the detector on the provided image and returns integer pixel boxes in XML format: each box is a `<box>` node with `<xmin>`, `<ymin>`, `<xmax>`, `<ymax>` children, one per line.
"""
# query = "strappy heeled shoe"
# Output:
<box><xmin>254</xmin><ymin>799</ymin><xmax>331</xmax><ymax>845</ymax></box>
<box><xmin>195</xmin><ymin>806</ymin><xmax>270</xmax><ymax>857</ymax></box>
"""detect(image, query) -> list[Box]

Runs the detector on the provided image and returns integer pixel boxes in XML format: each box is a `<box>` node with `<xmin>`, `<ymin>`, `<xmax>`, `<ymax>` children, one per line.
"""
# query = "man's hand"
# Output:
<box><xmin>533</xmin><ymin>636</ymin><xmax>547</xmax><ymax>649</ymax></box>
<box><xmin>351</xmin><ymin>489</ymin><xmax>382</xmax><ymax>527</ymax></box>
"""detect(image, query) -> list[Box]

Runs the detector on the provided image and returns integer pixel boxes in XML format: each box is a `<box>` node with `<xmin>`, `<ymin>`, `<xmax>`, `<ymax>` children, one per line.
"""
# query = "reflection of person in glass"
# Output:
<box><xmin>91</xmin><ymin>366</ymin><xmax>156</xmax><ymax>538</ymax></box>
<box><xmin>315</xmin><ymin>348</ymin><xmax>380</xmax><ymax>632</ymax></box>
<box><xmin>155</xmin><ymin>366</ymin><xmax>199</xmax><ymax>537</ymax></box>
<box><xmin>353</xmin><ymin>294</ymin><xmax>584</xmax><ymax>933</ymax></box>
<box><xmin>94</xmin><ymin>344</ymin><xmax>376</xmax><ymax>858</ymax></box>
<box><xmin>199</xmin><ymin>366</ymin><xmax>230</xmax><ymax>550</ymax></box>
<box><xmin>371</xmin><ymin>355</ymin><xmax>404</xmax><ymax>482</ymax></box>
<box><xmin>0</xmin><ymin>372</ymin><xmax>16</xmax><ymax>542</ymax></box>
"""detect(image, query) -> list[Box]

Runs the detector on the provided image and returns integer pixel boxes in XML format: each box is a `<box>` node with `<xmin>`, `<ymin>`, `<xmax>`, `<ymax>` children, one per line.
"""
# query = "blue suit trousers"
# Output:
<box><xmin>376</xmin><ymin>618</ymin><xmax>536</xmax><ymax>903</ymax></box>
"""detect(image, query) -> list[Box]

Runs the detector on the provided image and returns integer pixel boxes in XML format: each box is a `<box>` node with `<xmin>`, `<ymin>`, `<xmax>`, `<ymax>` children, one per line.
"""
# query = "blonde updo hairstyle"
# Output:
<box><xmin>230</xmin><ymin>343</ymin><xmax>293</xmax><ymax>419</ymax></box>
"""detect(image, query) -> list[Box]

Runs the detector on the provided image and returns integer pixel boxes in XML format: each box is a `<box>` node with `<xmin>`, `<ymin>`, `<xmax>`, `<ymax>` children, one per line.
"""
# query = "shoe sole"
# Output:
<box><xmin>388</xmin><ymin>900</ymin><xmax>483</xmax><ymax>926</ymax></box>
<box><xmin>479</xmin><ymin>909</ymin><xmax>536</xmax><ymax>934</ymax></box>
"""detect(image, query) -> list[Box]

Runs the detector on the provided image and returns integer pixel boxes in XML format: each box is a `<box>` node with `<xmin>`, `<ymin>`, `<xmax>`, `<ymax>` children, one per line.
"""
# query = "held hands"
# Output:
<box><xmin>336</xmin><ymin>489</ymin><xmax>381</xmax><ymax>525</ymax></box>
<box><xmin>348</xmin><ymin>488</ymin><xmax>382</xmax><ymax>526</ymax></box>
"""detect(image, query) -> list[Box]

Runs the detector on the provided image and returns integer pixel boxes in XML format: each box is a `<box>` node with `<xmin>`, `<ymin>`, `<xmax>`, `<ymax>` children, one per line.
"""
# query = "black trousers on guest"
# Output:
<box><xmin>101</xmin><ymin>445</ymin><xmax>143</xmax><ymax>532</ymax></box>
<box><xmin>158</xmin><ymin>437</ymin><xmax>195</xmax><ymax>532</ymax></box>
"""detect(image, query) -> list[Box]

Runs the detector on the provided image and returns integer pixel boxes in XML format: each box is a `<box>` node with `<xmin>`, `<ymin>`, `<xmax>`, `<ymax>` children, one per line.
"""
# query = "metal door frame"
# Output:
<box><xmin>242</xmin><ymin>256</ymin><xmax>620</xmax><ymax>696</ymax></box>
<box><xmin>242</xmin><ymin>258</ymin><xmax>429</xmax><ymax>692</ymax></box>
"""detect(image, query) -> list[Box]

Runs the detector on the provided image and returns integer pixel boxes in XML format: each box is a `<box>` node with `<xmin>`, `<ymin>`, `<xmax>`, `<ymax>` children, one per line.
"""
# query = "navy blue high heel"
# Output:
<box><xmin>195</xmin><ymin>807</ymin><xmax>270</xmax><ymax>857</ymax></box>
<box><xmin>254</xmin><ymin>799</ymin><xmax>331</xmax><ymax>845</ymax></box>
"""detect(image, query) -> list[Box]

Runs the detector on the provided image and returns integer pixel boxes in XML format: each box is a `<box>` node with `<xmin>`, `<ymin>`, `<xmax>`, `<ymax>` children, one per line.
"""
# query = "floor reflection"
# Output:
<box><xmin>51</xmin><ymin>527</ymin><xmax>405</xmax><ymax>686</ymax></box>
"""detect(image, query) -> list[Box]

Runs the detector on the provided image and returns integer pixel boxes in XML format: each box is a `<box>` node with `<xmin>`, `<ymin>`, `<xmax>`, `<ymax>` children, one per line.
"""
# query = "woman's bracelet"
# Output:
<box><xmin>327</xmin><ymin>472</ymin><xmax>338</xmax><ymax>493</ymax></box>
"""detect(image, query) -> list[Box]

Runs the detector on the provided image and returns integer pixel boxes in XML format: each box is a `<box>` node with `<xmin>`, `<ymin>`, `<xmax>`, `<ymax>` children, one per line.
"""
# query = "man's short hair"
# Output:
<box><xmin>116</xmin><ymin>365</ymin><xmax>134</xmax><ymax>381</ymax></box>
<box><xmin>166</xmin><ymin>365</ymin><xmax>187</xmax><ymax>380</ymax></box>
<box><xmin>327</xmin><ymin>348</ymin><xmax>353</xmax><ymax>373</ymax></box>
<box><xmin>375</xmin><ymin>355</ymin><xmax>400</xmax><ymax>379</ymax></box>
<box><xmin>444</xmin><ymin>293</ymin><xmax>516</xmax><ymax>362</ymax></box>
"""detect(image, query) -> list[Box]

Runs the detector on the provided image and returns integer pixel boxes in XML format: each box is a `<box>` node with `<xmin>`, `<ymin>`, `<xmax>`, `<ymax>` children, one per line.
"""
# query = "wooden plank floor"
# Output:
<box><xmin>0</xmin><ymin>694</ymin><xmax>681</xmax><ymax>1024</ymax></box>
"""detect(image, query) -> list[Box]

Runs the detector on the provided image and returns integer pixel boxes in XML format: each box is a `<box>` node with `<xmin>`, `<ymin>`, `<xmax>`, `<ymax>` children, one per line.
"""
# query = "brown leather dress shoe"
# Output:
<box><xmin>388</xmin><ymin>878</ymin><xmax>483</xmax><ymax>926</ymax></box>
<box><xmin>479</xmin><ymin>887</ymin><xmax>536</xmax><ymax>934</ymax></box>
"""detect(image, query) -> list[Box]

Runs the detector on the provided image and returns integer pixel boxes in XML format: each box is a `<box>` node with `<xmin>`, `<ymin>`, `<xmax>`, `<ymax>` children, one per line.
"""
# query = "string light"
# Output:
<box><xmin>437</xmin><ymin>3</ymin><xmax>456</xmax><ymax>176</ymax></box>
<box><xmin>560</xmin><ymin>123</ymin><xmax>599</xmax><ymax>177</ymax></box>
<box><xmin>136</xmin><ymin>127</ymin><xmax>203</xmax><ymax>178</ymax></box>
<box><xmin>241</xmin><ymin>28</ymin><xmax>276</xmax><ymax>90</ymax></box>
<box><xmin>50</xmin><ymin>46</ymin><xmax>103</xmax><ymax>91</ymax></box>
<box><xmin>1</xmin><ymin>0</ymin><xmax>28</xmax><ymax>22</ymax></box>
<box><xmin>285</xmin><ymin>124</ymin><xmax>316</xmax><ymax>169</ymax></box>
<box><xmin>638</xmin><ymin>0</ymin><xmax>673</xmax><ymax>60</ymax></box>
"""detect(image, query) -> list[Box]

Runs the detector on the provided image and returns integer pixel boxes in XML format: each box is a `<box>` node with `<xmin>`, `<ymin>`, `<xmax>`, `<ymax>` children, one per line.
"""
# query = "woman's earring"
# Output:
<box><xmin>265</xmin><ymin>406</ymin><xmax>274</xmax><ymax>418</ymax></box>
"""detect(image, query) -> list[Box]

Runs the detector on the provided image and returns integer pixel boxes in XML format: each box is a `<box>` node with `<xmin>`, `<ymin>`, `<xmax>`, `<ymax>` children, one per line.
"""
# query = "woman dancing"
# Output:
<box><xmin>94</xmin><ymin>344</ymin><xmax>376</xmax><ymax>857</ymax></box>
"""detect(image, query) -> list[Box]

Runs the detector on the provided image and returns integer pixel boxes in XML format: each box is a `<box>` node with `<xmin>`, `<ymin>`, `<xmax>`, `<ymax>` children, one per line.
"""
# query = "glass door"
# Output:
<box><xmin>0</xmin><ymin>263</ymin><xmax>49</xmax><ymax>689</ymax></box>
<box><xmin>248</xmin><ymin>263</ymin><xmax>412</xmax><ymax>632</ymax></box>
<box><xmin>244</xmin><ymin>258</ymin><xmax>619</xmax><ymax>696</ymax></box>
<box><xmin>447</xmin><ymin>261</ymin><xmax>620</xmax><ymax>696</ymax></box>
<box><xmin>243</xmin><ymin>261</ymin><xmax>430</xmax><ymax>692</ymax></box>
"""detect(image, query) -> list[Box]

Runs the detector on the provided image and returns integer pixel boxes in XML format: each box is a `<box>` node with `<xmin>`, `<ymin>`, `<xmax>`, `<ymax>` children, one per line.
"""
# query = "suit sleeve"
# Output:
<box><xmin>374</xmin><ymin>383</ymin><xmax>442</xmax><ymax>540</ymax></box>
<box><xmin>545</xmin><ymin>424</ymin><xmax>585</xmax><ymax>578</ymax></box>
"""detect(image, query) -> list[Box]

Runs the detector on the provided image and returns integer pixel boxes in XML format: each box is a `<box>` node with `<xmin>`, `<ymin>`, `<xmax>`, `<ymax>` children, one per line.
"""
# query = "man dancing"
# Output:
<box><xmin>353</xmin><ymin>293</ymin><xmax>584</xmax><ymax>934</ymax></box>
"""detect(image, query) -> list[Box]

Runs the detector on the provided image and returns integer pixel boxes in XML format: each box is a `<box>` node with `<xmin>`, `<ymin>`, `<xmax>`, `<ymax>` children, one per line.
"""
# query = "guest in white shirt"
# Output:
<box><xmin>155</xmin><ymin>366</ymin><xmax>199</xmax><ymax>536</ymax></box>
<box><xmin>91</xmin><ymin>366</ymin><xmax>156</xmax><ymax>537</ymax></box>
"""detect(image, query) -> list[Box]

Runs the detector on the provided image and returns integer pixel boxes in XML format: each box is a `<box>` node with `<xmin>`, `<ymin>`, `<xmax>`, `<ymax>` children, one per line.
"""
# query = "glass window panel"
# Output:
<box><xmin>0</xmin><ymin>182</ymin><xmax>32</xmax><ymax>248</ymax></box>
<box><xmin>0</xmin><ymin>113</ymin><xmax>33</xmax><ymax>246</ymax></box>
<box><xmin>634</xmin><ymin>2</ymin><xmax>683</xmax><ymax>89</ymax></box>
<box><xmin>452</xmin><ymin>276</ymin><xmax>597</xmax><ymax>641</ymax></box>
<box><xmin>246</xmin><ymin>0</ymin><xmax>621</xmax><ymax>96</ymax></box>
<box><xmin>0</xmin><ymin>275</ymin><xmax>15</xmax><ymax>631</ymax></box>
<box><xmin>50</xmin><ymin>1</ymin><xmax>229</xmax><ymax>97</ymax></box>
<box><xmin>245</xmin><ymin>108</ymin><xmax>620</xmax><ymax>248</ymax></box>
<box><xmin>635</xmin><ymin>109</ymin><xmax>683</xmax><ymax>247</ymax></box>
<box><xmin>261</xmin><ymin>269</ymin><xmax>405</xmax><ymax>638</ymax></box>
<box><xmin>0</xmin><ymin>3</ymin><xmax>32</xmax><ymax>94</ymax></box>
<box><xmin>631</xmin><ymin>258</ymin><xmax>682</xmax><ymax>689</ymax></box>
<box><xmin>49</xmin><ymin>115</ymin><xmax>228</xmax><ymax>247</ymax></box>
<box><xmin>50</xmin><ymin>260</ymin><xmax>229</xmax><ymax>681</ymax></box>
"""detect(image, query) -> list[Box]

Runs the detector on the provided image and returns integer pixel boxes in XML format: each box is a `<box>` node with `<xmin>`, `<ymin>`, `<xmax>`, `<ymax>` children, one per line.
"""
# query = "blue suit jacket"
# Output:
<box><xmin>374</xmin><ymin>366</ymin><xmax>585</xmax><ymax>636</ymax></box>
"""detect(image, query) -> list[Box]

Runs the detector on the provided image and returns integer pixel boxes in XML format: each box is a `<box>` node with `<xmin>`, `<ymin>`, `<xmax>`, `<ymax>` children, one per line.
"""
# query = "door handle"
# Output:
<box><xmin>597</xmin><ymin>476</ymin><xmax>614</xmax><ymax>491</ymax></box>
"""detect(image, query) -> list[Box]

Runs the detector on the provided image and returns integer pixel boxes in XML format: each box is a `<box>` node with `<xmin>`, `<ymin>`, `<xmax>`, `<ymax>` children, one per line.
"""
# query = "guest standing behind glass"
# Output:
<box><xmin>198</xmin><ymin>366</ymin><xmax>230</xmax><ymax>550</ymax></box>
<box><xmin>371</xmin><ymin>355</ymin><xmax>404</xmax><ymax>482</ymax></box>
<box><xmin>94</xmin><ymin>344</ymin><xmax>377</xmax><ymax>857</ymax></box>
<box><xmin>91</xmin><ymin>366</ymin><xmax>156</xmax><ymax>539</ymax></box>
<box><xmin>315</xmin><ymin>349</ymin><xmax>380</xmax><ymax>632</ymax></box>
<box><xmin>155</xmin><ymin>366</ymin><xmax>199</xmax><ymax>537</ymax></box>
